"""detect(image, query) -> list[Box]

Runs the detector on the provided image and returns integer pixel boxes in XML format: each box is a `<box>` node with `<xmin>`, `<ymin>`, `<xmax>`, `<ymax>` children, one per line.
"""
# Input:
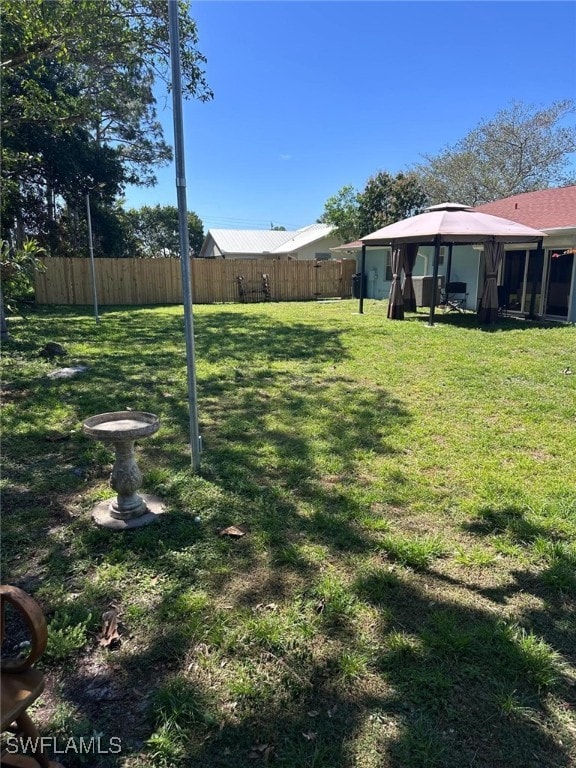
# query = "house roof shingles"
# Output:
<box><xmin>475</xmin><ymin>186</ymin><xmax>576</xmax><ymax>230</ymax></box>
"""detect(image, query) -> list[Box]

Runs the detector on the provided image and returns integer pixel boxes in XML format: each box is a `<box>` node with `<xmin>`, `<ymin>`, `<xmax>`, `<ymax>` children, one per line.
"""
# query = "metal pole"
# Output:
<box><xmin>86</xmin><ymin>192</ymin><xmax>99</xmax><ymax>324</ymax></box>
<box><xmin>446</xmin><ymin>243</ymin><xmax>453</xmax><ymax>286</ymax></box>
<box><xmin>429</xmin><ymin>236</ymin><xmax>441</xmax><ymax>326</ymax></box>
<box><xmin>359</xmin><ymin>244</ymin><xmax>366</xmax><ymax>314</ymax></box>
<box><xmin>168</xmin><ymin>0</ymin><xmax>201</xmax><ymax>471</ymax></box>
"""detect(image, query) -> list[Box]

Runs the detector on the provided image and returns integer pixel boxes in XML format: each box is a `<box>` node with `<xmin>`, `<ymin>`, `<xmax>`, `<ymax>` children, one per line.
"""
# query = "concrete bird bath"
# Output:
<box><xmin>83</xmin><ymin>411</ymin><xmax>165</xmax><ymax>530</ymax></box>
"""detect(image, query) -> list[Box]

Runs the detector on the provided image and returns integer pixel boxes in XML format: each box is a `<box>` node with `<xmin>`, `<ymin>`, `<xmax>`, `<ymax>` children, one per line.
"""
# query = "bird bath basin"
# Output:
<box><xmin>83</xmin><ymin>411</ymin><xmax>165</xmax><ymax>530</ymax></box>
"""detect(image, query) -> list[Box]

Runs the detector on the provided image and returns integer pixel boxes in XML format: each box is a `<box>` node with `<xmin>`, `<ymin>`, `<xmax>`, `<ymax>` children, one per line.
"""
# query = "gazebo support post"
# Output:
<box><xmin>446</xmin><ymin>243</ymin><xmax>453</xmax><ymax>285</ymax></box>
<box><xmin>359</xmin><ymin>244</ymin><xmax>366</xmax><ymax>314</ymax></box>
<box><xmin>428</xmin><ymin>236</ymin><xmax>441</xmax><ymax>326</ymax></box>
<box><xmin>528</xmin><ymin>238</ymin><xmax>545</xmax><ymax>319</ymax></box>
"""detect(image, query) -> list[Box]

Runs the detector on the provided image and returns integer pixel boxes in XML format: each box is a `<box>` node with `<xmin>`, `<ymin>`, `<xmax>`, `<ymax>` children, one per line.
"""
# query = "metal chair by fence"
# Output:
<box><xmin>236</xmin><ymin>274</ymin><xmax>272</xmax><ymax>303</ymax></box>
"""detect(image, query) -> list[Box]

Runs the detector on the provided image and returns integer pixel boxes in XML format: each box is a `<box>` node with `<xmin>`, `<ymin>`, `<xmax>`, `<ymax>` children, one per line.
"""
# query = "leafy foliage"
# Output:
<box><xmin>126</xmin><ymin>205</ymin><xmax>205</xmax><ymax>257</ymax></box>
<box><xmin>318</xmin><ymin>185</ymin><xmax>361</xmax><ymax>243</ymax></box>
<box><xmin>0</xmin><ymin>237</ymin><xmax>46</xmax><ymax>338</ymax></box>
<box><xmin>321</xmin><ymin>101</ymin><xmax>576</xmax><ymax>233</ymax></box>
<box><xmin>357</xmin><ymin>171</ymin><xmax>428</xmax><ymax>235</ymax></box>
<box><xmin>413</xmin><ymin>100</ymin><xmax>576</xmax><ymax>205</ymax></box>
<box><xmin>45</xmin><ymin>609</ymin><xmax>93</xmax><ymax>662</ymax></box>
<box><xmin>0</xmin><ymin>238</ymin><xmax>46</xmax><ymax>305</ymax></box>
<box><xmin>0</xmin><ymin>0</ymin><xmax>211</xmax><ymax>254</ymax></box>
<box><xmin>319</xmin><ymin>172</ymin><xmax>428</xmax><ymax>241</ymax></box>
<box><xmin>1</xmin><ymin>0</ymin><xmax>212</xmax><ymax>137</ymax></box>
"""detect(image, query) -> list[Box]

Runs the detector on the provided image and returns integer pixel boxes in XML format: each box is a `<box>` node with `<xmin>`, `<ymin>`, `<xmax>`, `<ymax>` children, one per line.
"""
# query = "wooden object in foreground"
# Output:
<box><xmin>0</xmin><ymin>585</ymin><xmax>63</xmax><ymax>768</ymax></box>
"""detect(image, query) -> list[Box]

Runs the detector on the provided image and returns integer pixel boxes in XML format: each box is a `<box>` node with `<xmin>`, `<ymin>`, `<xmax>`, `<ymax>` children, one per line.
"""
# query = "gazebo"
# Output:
<box><xmin>358</xmin><ymin>203</ymin><xmax>547</xmax><ymax>325</ymax></box>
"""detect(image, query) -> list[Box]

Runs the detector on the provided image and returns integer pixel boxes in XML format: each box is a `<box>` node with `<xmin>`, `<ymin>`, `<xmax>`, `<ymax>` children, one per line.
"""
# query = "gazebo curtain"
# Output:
<box><xmin>477</xmin><ymin>241</ymin><xmax>504</xmax><ymax>324</ymax></box>
<box><xmin>402</xmin><ymin>243</ymin><xmax>418</xmax><ymax>312</ymax></box>
<box><xmin>387</xmin><ymin>246</ymin><xmax>405</xmax><ymax>320</ymax></box>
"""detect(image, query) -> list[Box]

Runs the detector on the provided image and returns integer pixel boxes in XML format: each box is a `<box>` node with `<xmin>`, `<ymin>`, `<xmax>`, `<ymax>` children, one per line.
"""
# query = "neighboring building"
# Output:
<box><xmin>198</xmin><ymin>223</ymin><xmax>342</xmax><ymax>261</ymax></box>
<box><xmin>334</xmin><ymin>186</ymin><xmax>576</xmax><ymax>323</ymax></box>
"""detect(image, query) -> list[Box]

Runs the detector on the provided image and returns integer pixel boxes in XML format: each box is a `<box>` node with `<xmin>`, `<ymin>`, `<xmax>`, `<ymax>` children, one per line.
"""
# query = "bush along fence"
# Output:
<box><xmin>34</xmin><ymin>257</ymin><xmax>357</xmax><ymax>305</ymax></box>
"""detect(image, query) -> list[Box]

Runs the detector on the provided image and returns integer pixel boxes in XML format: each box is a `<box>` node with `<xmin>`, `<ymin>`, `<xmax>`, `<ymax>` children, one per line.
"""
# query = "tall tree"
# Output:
<box><xmin>319</xmin><ymin>173</ymin><xmax>428</xmax><ymax>241</ymax></box>
<box><xmin>2</xmin><ymin>111</ymin><xmax>126</xmax><ymax>254</ymax></box>
<box><xmin>357</xmin><ymin>171</ymin><xmax>428</xmax><ymax>236</ymax></box>
<box><xmin>1</xmin><ymin>0</ymin><xmax>211</xmax><ymax>144</ymax></box>
<box><xmin>0</xmin><ymin>0</ymin><xmax>211</xmax><ymax>249</ymax></box>
<box><xmin>413</xmin><ymin>100</ymin><xmax>576</xmax><ymax>205</ymax></box>
<box><xmin>318</xmin><ymin>185</ymin><xmax>361</xmax><ymax>243</ymax></box>
<box><xmin>126</xmin><ymin>205</ymin><xmax>204</xmax><ymax>257</ymax></box>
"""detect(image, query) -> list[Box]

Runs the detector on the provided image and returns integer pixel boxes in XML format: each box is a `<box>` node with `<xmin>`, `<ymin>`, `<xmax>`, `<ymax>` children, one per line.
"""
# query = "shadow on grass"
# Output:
<box><xmin>356</xmin><ymin>574</ymin><xmax>572</xmax><ymax>768</ymax></box>
<box><xmin>4</xmin><ymin>303</ymin><xmax>348</xmax><ymax>361</ymax></box>
<box><xmin>458</xmin><ymin>504</ymin><xmax>576</xmax><ymax>660</ymax></box>
<box><xmin>404</xmin><ymin>309</ymin><xmax>571</xmax><ymax>333</ymax></box>
<box><xmin>48</xmin><ymin>550</ymin><xmax>574</xmax><ymax>768</ymax></box>
<box><xmin>88</xmin><ymin>569</ymin><xmax>571</xmax><ymax>768</ymax></box>
<box><xmin>2</xmin><ymin>305</ymin><xmax>574</xmax><ymax>767</ymax></box>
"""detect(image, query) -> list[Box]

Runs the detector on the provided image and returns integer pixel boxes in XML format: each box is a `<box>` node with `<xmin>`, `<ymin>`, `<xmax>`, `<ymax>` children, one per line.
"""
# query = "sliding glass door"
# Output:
<box><xmin>545</xmin><ymin>251</ymin><xmax>574</xmax><ymax>317</ymax></box>
<box><xmin>502</xmin><ymin>248</ymin><xmax>574</xmax><ymax>319</ymax></box>
<box><xmin>501</xmin><ymin>249</ymin><xmax>543</xmax><ymax>316</ymax></box>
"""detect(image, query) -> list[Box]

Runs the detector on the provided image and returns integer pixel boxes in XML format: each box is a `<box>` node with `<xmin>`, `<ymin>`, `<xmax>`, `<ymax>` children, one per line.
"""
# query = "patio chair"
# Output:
<box><xmin>1</xmin><ymin>585</ymin><xmax>63</xmax><ymax>768</ymax></box>
<box><xmin>236</xmin><ymin>274</ymin><xmax>272</xmax><ymax>303</ymax></box>
<box><xmin>497</xmin><ymin>285</ymin><xmax>509</xmax><ymax>316</ymax></box>
<box><xmin>441</xmin><ymin>281</ymin><xmax>468</xmax><ymax>312</ymax></box>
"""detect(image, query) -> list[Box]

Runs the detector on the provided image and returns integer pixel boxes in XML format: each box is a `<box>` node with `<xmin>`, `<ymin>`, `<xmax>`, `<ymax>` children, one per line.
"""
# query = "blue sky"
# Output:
<box><xmin>124</xmin><ymin>1</ymin><xmax>576</xmax><ymax>231</ymax></box>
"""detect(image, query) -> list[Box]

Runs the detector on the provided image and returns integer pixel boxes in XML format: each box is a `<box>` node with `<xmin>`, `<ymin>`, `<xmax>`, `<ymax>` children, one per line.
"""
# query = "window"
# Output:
<box><xmin>315</xmin><ymin>252</ymin><xmax>332</xmax><ymax>261</ymax></box>
<box><xmin>385</xmin><ymin>252</ymin><xmax>393</xmax><ymax>281</ymax></box>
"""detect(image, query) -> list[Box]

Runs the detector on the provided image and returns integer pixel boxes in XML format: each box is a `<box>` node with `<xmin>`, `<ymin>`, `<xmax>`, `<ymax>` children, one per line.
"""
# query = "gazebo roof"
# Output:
<box><xmin>361</xmin><ymin>203</ymin><xmax>547</xmax><ymax>246</ymax></box>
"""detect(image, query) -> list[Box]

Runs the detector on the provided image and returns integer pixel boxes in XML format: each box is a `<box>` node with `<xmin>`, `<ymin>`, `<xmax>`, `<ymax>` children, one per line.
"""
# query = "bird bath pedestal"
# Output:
<box><xmin>83</xmin><ymin>411</ymin><xmax>165</xmax><ymax>530</ymax></box>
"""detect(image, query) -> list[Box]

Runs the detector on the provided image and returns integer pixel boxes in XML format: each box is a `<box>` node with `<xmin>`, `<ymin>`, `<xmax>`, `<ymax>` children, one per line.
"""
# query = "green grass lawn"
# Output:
<box><xmin>2</xmin><ymin>300</ymin><xmax>575</xmax><ymax>768</ymax></box>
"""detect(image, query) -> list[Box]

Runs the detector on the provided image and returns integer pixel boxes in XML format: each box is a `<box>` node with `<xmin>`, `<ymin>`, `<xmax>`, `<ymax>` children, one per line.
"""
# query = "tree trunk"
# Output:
<box><xmin>15</xmin><ymin>215</ymin><xmax>25</xmax><ymax>249</ymax></box>
<box><xmin>0</xmin><ymin>283</ymin><xmax>9</xmax><ymax>341</ymax></box>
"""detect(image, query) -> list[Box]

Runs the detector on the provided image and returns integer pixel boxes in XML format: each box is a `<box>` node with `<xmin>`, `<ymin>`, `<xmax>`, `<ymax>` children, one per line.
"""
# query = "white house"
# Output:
<box><xmin>198</xmin><ymin>223</ymin><xmax>342</xmax><ymax>261</ymax></box>
<box><xmin>333</xmin><ymin>186</ymin><xmax>576</xmax><ymax>323</ymax></box>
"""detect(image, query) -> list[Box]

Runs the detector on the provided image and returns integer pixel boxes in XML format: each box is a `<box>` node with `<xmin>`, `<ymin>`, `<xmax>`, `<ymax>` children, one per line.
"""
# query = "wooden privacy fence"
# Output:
<box><xmin>34</xmin><ymin>257</ymin><xmax>357</xmax><ymax>306</ymax></box>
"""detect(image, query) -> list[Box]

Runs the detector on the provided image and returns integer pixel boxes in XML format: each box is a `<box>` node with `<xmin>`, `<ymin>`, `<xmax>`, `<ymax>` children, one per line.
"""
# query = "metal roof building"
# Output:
<box><xmin>198</xmin><ymin>224</ymin><xmax>337</xmax><ymax>260</ymax></box>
